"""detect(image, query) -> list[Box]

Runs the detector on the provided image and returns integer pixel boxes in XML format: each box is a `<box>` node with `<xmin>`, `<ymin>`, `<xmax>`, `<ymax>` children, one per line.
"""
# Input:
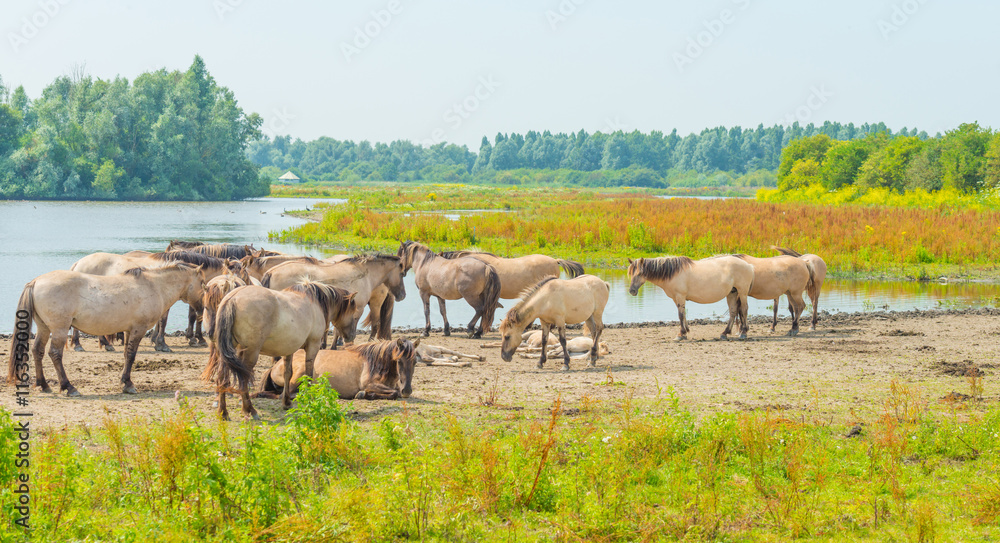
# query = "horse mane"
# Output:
<box><xmin>772</xmin><ymin>246</ymin><xmax>802</xmax><ymax>257</ymax></box>
<box><xmin>121</xmin><ymin>261</ymin><xmax>196</xmax><ymax>278</ymax></box>
<box><xmin>400</xmin><ymin>241</ymin><xmax>436</xmax><ymax>266</ymax></box>
<box><xmin>150</xmin><ymin>250</ymin><xmax>227</xmax><ymax>270</ymax></box>
<box><xmin>167</xmin><ymin>240</ymin><xmax>205</xmax><ymax>251</ymax></box>
<box><xmin>439</xmin><ymin>250</ymin><xmax>496</xmax><ymax>259</ymax></box>
<box><xmin>504</xmin><ymin>276</ymin><xmax>558</xmax><ymax>327</ymax></box>
<box><xmin>348</xmin><ymin>339</ymin><xmax>413</xmax><ymax>381</ymax></box>
<box><xmin>188</xmin><ymin>244</ymin><xmax>280</xmax><ymax>259</ymax></box>
<box><xmin>284</xmin><ymin>282</ymin><xmax>352</xmax><ymax>323</ymax></box>
<box><xmin>634</xmin><ymin>256</ymin><xmax>694</xmax><ymax>281</ymax></box>
<box><xmin>341</xmin><ymin>253</ymin><xmax>401</xmax><ymax>265</ymax></box>
<box><xmin>122</xmin><ymin>267</ymin><xmax>146</xmax><ymax>277</ymax></box>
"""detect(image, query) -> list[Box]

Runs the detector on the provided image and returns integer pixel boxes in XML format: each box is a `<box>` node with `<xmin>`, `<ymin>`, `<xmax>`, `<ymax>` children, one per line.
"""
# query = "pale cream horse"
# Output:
<box><xmin>773</xmin><ymin>247</ymin><xmax>827</xmax><ymax>330</ymax></box>
<box><xmin>733</xmin><ymin>254</ymin><xmax>813</xmax><ymax>336</ymax></box>
<box><xmin>415</xmin><ymin>341</ymin><xmax>484</xmax><ymax>367</ymax></box>
<box><xmin>208</xmin><ymin>282</ymin><xmax>359</xmax><ymax>419</ymax></box>
<box><xmin>7</xmin><ymin>263</ymin><xmax>205</xmax><ymax>396</ymax></box>
<box><xmin>440</xmin><ymin>250</ymin><xmax>585</xmax><ymax>299</ymax></box>
<box><xmin>498</xmin><ymin>275</ymin><xmax>610</xmax><ymax>371</ymax></box>
<box><xmin>627</xmin><ymin>255</ymin><xmax>754</xmax><ymax>341</ymax></box>
<box><xmin>256</xmin><ymin>338</ymin><xmax>418</xmax><ymax>400</ymax></box>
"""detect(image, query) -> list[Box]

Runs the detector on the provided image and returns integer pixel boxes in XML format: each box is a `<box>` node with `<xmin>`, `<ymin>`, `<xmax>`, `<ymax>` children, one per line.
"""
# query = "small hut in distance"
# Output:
<box><xmin>277</xmin><ymin>171</ymin><xmax>301</xmax><ymax>184</ymax></box>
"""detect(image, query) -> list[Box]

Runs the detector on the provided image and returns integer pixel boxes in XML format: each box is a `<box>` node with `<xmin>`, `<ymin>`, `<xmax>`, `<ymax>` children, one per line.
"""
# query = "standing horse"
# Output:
<box><xmin>262</xmin><ymin>254</ymin><xmax>407</xmax><ymax>343</ymax></box>
<box><xmin>199</xmin><ymin>273</ymin><xmax>250</xmax><ymax>387</ymax></box>
<box><xmin>439</xmin><ymin>251</ymin><xmax>585</xmax><ymax>299</ymax></box>
<box><xmin>498</xmin><ymin>275</ymin><xmax>609</xmax><ymax>370</ymax></box>
<box><xmin>398</xmin><ymin>241</ymin><xmax>502</xmax><ymax>339</ymax></box>
<box><xmin>7</xmin><ymin>263</ymin><xmax>205</xmax><ymax>396</ymax></box>
<box><xmin>773</xmin><ymin>247</ymin><xmax>826</xmax><ymax>330</ymax></box>
<box><xmin>733</xmin><ymin>254</ymin><xmax>812</xmax><ymax>336</ymax></box>
<box><xmin>256</xmin><ymin>338</ymin><xmax>418</xmax><ymax>400</ymax></box>
<box><xmin>627</xmin><ymin>255</ymin><xmax>754</xmax><ymax>341</ymax></box>
<box><xmin>326</xmin><ymin>254</ymin><xmax>394</xmax><ymax>340</ymax></box>
<box><xmin>240</xmin><ymin>253</ymin><xmax>323</xmax><ymax>281</ymax></box>
<box><xmin>208</xmin><ymin>282</ymin><xmax>358</xmax><ymax>419</ymax></box>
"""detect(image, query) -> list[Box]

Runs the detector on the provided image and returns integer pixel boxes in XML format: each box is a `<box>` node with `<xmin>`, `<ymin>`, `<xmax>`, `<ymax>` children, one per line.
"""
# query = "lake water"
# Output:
<box><xmin>1</xmin><ymin>198</ymin><xmax>998</xmax><ymax>334</ymax></box>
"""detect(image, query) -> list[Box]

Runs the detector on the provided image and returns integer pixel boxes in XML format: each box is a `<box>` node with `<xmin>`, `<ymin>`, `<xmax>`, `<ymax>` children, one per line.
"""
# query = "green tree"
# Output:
<box><xmin>939</xmin><ymin>122</ymin><xmax>991</xmax><ymax>192</ymax></box>
<box><xmin>856</xmin><ymin>136</ymin><xmax>924</xmax><ymax>192</ymax></box>
<box><xmin>777</xmin><ymin>134</ymin><xmax>834</xmax><ymax>185</ymax></box>
<box><xmin>820</xmin><ymin>138</ymin><xmax>870</xmax><ymax>190</ymax></box>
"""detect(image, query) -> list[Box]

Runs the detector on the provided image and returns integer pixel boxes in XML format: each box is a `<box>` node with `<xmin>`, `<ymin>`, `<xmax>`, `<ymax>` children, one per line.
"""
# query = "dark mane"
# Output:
<box><xmin>504</xmin><ymin>276</ymin><xmax>558</xmax><ymax>326</ymax></box>
<box><xmin>150</xmin><ymin>250</ymin><xmax>227</xmax><ymax>270</ymax></box>
<box><xmin>772</xmin><ymin>246</ymin><xmax>803</xmax><ymax>257</ymax></box>
<box><xmin>122</xmin><ymin>267</ymin><xmax>146</xmax><ymax>277</ymax></box>
<box><xmin>187</xmin><ymin>244</ymin><xmax>281</xmax><ymax>259</ymax></box>
<box><xmin>348</xmin><ymin>339</ymin><xmax>413</xmax><ymax>381</ymax></box>
<box><xmin>284</xmin><ymin>282</ymin><xmax>352</xmax><ymax>323</ymax></box>
<box><xmin>166</xmin><ymin>240</ymin><xmax>205</xmax><ymax>251</ymax></box>
<box><xmin>634</xmin><ymin>256</ymin><xmax>694</xmax><ymax>281</ymax></box>
<box><xmin>341</xmin><ymin>253</ymin><xmax>401</xmax><ymax>265</ymax></box>
<box><xmin>400</xmin><ymin>241</ymin><xmax>436</xmax><ymax>266</ymax></box>
<box><xmin>121</xmin><ymin>261</ymin><xmax>196</xmax><ymax>278</ymax></box>
<box><xmin>439</xmin><ymin>250</ymin><xmax>497</xmax><ymax>260</ymax></box>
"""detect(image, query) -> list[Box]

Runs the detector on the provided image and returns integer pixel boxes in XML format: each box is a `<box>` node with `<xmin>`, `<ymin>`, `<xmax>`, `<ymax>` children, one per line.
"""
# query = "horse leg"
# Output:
<box><xmin>240</xmin><ymin>348</ymin><xmax>261</xmax><ymax>420</ymax></box>
<box><xmin>675</xmin><ymin>300</ymin><xmax>688</xmax><ymax>341</ymax></box>
<box><xmin>240</xmin><ymin>387</ymin><xmax>260</xmax><ymax>421</ymax></box>
<box><xmin>460</xmin><ymin>291</ymin><xmax>485</xmax><ymax>338</ymax></box>
<box><xmin>189</xmin><ymin>305</ymin><xmax>207</xmax><ymax>347</ymax></box>
<box><xmin>217</xmin><ymin>386</ymin><xmax>230</xmax><ymax>421</ymax></box>
<box><xmin>437</xmin><ymin>297</ymin><xmax>451</xmax><ymax>337</ymax></box>
<box><xmin>788</xmin><ymin>292</ymin><xmax>806</xmax><ymax>337</ymax></box>
<box><xmin>32</xmin><ymin>323</ymin><xmax>53</xmax><ymax>393</ymax></box>
<box><xmin>153</xmin><ymin>311</ymin><xmax>172</xmax><ymax>353</ymax></box>
<box><xmin>71</xmin><ymin>327</ymin><xmax>85</xmax><ymax>352</ymax></box>
<box><xmin>810</xmin><ymin>292</ymin><xmax>820</xmax><ymax>331</ymax></box>
<box><xmin>185</xmin><ymin>305</ymin><xmax>195</xmax><ymax>345</ymax></box>
<box><xmin>771</xmin><ymin>297</ymin><xmax>780</xmax><ymax>332</ymax></box>
<box><xmin>421</xmin><ymin>291</ymin><xmax>432</xmax><ymax>337</ymax></box>
<box><xmin>557</xmin><ymin>325</ymin><xmax>571</xmax><ymax>372</ymax></box>
<box><xmin>537</xmin><ymin>324</ymin><xmax>550</xmax><ymax>369</ymax></box>
<box><xmin>281</xmin><ymin>354</ymin><xmax>296</xmax><ymax>410</ymax></box>
<box><xmin>721</xmin><ymin>290</ymin><xmax>738</xmax><ymax>340</ymax></box>
<box><xmin>586</xmin><ymin>315</ymin><xmax>605</xmax><ymax>368</ymax></box>
<box><xmin>120</xmin><ymin>330</ymin><xmax>143</xmax><ymax>394</ymax></box>
<box><xmin>47</xmin><ymin>329</ymin><xmax>80</xmax><ymax>397</ymax></box>
<box><xmin>738</xmin><ymin>291</ymin><xmax>750</xmax><ymax>340</ymax></box>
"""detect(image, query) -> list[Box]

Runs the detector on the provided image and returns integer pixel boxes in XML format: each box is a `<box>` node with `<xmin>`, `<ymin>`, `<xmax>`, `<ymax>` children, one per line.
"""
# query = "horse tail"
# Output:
<box><xmin>480</xmin><ymin>266</ymin><xmax>503</xmax><ymax>333</ymax></box>
<box><xmin>213</xmin><ymin>298</ymin><xmax>253</xmax><ymax>390</ymax></box>
<box><xmin>804</xmin><ymin>259</ymin><xmax>816</xmax><ymax>292</ymax></box>
<box><xmin>252</xmin><ymin>367</ymin><xmax>282</xmax><ymax>399</ymax></box>
<box><xmin>771</xmin><ymin>246</ymin><xmax>802</xmax><ymax>258</ymax></box>
<box><xmin>7</xmin><ymin>281</ymin><xmax>35</xmax><ymax>384</ymax></box>
<box><xmin>371</xmin><ymin>294</ymin><xmax>395</xmax><ymax>340</ymax></box>
<box><xmin>557</xmin><ymin>259</ymin><xmax>585</xmax><ymax>278</ymax></box>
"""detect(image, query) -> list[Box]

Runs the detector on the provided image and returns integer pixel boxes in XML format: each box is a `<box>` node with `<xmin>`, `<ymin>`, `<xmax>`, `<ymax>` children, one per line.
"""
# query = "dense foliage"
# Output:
<box><xmin>0</xmin><ymin>57</ymin><xmax>268</xmax><ymax>200</ymax></box>
<box><xmin>763</xmin><ymin>123</ymin><xmax>1000</xmax><ymax>206</ymax></box>
<box><xmin>254</xmin><ymin>122</ymin><xmax>910</xmax><ymax>187</ymax></box>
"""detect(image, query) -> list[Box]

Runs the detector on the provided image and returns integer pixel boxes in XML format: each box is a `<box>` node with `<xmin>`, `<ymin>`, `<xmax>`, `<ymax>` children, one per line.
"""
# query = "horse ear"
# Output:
<box><xmin>627</xmin><ymin>258</ymin><xmax>633</xmax><ymax>264</ymax></box>
<box><xmin>412</xmin><ymin>337</ymin><xmax>421</xmax><ymax>348</ymax></box>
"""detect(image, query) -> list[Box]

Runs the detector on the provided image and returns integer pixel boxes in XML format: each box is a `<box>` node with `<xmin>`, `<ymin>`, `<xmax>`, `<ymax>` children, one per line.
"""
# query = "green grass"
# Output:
<box><xmin>5</xmin><ymin>381</ymin><xmax>1000</xmax><ymax>541</ymax></box>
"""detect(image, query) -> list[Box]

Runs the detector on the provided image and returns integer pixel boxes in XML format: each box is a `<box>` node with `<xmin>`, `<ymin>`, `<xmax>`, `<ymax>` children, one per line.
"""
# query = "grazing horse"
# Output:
<box><xmin>6</xmin><ymin>263</ymin><xmax>205</xmax><ymax>396</ymax></box>
<box><xmin>69</xmin><ymin>251</ymin><xmax>232</xmax><ymax>351</ymax></box>
<box><xmin>498</xmin><ymin>275</ymin><xmax>610</xmax><ymax>370</ymax></box>
<box><xmin>733</xmin><ymin>254</ymin><xmax>812</xmax><ymax>336</ymax></box>
<box><xmin>257</xmin><ymin>338</ymin><xmax>418</xmax><ymax>400</ymax></box>
<box><xmin>208</xmin><ymin>283</ymin><xmax>358</xmax><ymax>419</ymax></box>
<box><xmin>262</xmin><ymin>254</ymin><xmax>407</xmax><ymax>343</ymax></box>
<box><xmin>627</xmin><ymin>255</ymin><xmax>754</xmax><ymax>341</ymax></box>
<box><xmin>326</xmin><ymin>254</ymin><xmax>394</xmax><ymax>341</ymax></box>
<box><xmin>439</xmin><ymin>251</ymin><xmax>585</xmax><ymax>299</ymax></box>
<box><xmin>398</xmin><ymin>241</ymin><xmax>502</xmax><ymax>339</ymax></box>
<box><xmin>773</xmin><ymin>247</ymin><xmax>826</xmax><ymax>330</ymax></box>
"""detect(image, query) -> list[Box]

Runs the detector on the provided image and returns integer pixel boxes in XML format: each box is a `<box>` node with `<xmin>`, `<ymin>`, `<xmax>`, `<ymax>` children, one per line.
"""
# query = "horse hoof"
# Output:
<box><xmin>197</xmin><ymin>340</ymin><xmax>208</xmax><ymax>347</ymax></box>
<box><xmin>561</xmin><ymin>365</ymin><xmax>570</xmax><ymax>372</ymax></box>
<box><xmin>40</xmin><ymin>386</ymin><xmax>53</xmax><ymax>394</ymax></box>
<box><xmin>536</xmin><ymin>361</ymin><xmax>544</xmax><ymax>370</ymax></box>
<box><xmin>123</xmin><ymin>385</ymin><xmax>138</xmax><ymax>395</ymax></box>
<box><xmin>739</xmin><ymin>334</ymin><xmax>747</xmax><ymax>340</ymax></box>
<box><xmin>443</xmin><ymin>329</ymin><xmax>451</xmax><ymax>337</ymax></box>
<box><xmin>719</xmin><ymin>334</ymin><xmax>728</xmax><ymax>340</ymax></box>
<box><xmin>104</xmin><ymin>345</ymin><xmax>116</xmax><ymax>352</ymax></box>
<box><xmin>251</xmin><ymin>412</ymin><xmax>261</xmax><ymax>421</ymax></box>
<box><xmin>809</xmin><ymin>326</ymin><xmax>817</xmax><ymax>332</ymax></box>
<box><xmin>674</xmin><ymin>336</ymin><xmax>686</xmax><ymax>342</ymax></box>
<box><xmin>355</xmin><ymin>391</ymin><xmax>366</xmax><ymax>399</ymax></box>
<box><xmin>73</xmin><ymin>345</ymin><xmax>85</xmax><ymax>352</ymax></box>
<box><xmin>66</xmin><ymin>388</ymin><xmax>81</xmax><ymax>398</ymax></box>
<box><xmin>159</xmin><ymin>345</ymin><xmax>173</xmax><ymax>353</ymax></box>
<box><xmin>421</xmin><ymin>331</ymin><xmax>430</xmax><ymax>338</ymax></box>
<box><xmin>787</xmin><ymin>330</ymin><xmax>799</xmax><ymax>337</ymax></box>
<box><xmin>478</xmin><ymin>355</ymin><xmax>486</xmax><ymax>362</ymax></box>
<box><xmin>587</xmin><ymin>362</ymin><xmax>597</xmax><ymax>369</ymax></box>
<box><xmin>188</xmin><ymin>339</ymin><xmax>200</xmax><ymax>347</ymax></box>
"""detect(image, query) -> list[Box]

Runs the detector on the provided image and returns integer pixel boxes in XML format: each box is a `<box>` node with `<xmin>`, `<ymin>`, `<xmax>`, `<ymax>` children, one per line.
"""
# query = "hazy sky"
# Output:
<box><xmin>2</xmin><ymin>0</ymin><xmax>997</xmax><ymax>148</ymax></box>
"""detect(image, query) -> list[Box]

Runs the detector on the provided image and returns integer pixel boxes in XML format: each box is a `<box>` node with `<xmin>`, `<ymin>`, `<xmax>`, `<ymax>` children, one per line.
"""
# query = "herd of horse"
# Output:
<box><xmin>5</xmin><ymin>239</ymin><xmax>825</xmax><ymax>420</ymax></box>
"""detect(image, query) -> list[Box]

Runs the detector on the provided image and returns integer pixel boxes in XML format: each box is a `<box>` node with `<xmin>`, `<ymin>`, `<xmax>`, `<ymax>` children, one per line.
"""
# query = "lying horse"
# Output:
<box><xmin>773</xmin><ymin>247</ymin><xmax>826</xmax><ymax>331</ymax></box>
<box><xmin>209</xmin><ymin>282</ymin><xmax>358</xmax><ymax>419</ymax></box>
<box><xmin>7</xmin><ymin>263</ymin><xmax>205</xmax><ymax>396</ymax></box>
<box><xmin>398</xmin><ymin>241</ymin><xmax>502</xmax><ymax>338</ymax></box>
<box><xmin>415</xmin><ymin>342</ymin><xmax>484</xmax><ymax>367</ymax></box>
<box><xmin>439</xmin><ymin>250</ymin><xmax>584</xmax><ymax>299</ymax></box>
<box><xmin>520</xmin><ymin>336</ymin><xmax>611</xmax><ymax>357</ymax></box>
<box><xmin>627</xmin><ymin>255</ymin><xmax>754</xmax><ymax>341</ymax></box>
<box><xmin>498</xmin><ymin>275</ymin><xmax>609</xmax><ymax>370</ymax></box>
<box><xmin>256</xmin><ymin>338</ymin><xmax>417</xmax><ymax>400</ymax></box>
<box><xmin>734</xmin><ymin>254</ymin><xmax>812</xmax><ymax>336</ymax></box>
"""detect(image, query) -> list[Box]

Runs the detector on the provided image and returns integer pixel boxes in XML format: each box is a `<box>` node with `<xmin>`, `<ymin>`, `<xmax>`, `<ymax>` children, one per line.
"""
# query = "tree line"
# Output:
<box><xmin>776</xmin><ymin>123</ymin><xmax>1000</xmax><ymax>194</ymax></box>
<box><xmin>254</xmin><ymin>122</ymin><xmax>919</xmax><ymax>188</ymax></box>
<box><xmin>0</xmin><ymin>56</ymin><xmax>268</xmax><ymax>200</ymax></box>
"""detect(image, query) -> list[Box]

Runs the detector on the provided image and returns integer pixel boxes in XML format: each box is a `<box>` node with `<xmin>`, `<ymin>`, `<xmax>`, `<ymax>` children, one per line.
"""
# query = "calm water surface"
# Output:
<box><xmin>1</xmin><ymin>198</ymin><xmax>997</xmax><ymax>334</ymax></box>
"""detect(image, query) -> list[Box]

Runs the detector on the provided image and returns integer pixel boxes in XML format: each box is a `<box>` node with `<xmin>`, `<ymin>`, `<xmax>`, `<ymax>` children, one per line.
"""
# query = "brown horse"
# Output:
<box><xmin>263</xmin><ymin>254</ymin><xmax>407</xmax><ymax>343</ymax></box>
<box><xmin>773</xmin><ymin>247</ymin><xmax>826</xmax><ymax>330</ymax></box>
<box><xmin>398</xmin><ymin>241</ymin><xmax>502</xmax><ymax>339</ymax></box>
<box><xmin>256</xmin><ymin>338</ymin><xmax>417</xmax><ymax>400</ymax></box>
<box><xmin>199</xmin><ymin>273</ymin><xmax>250</xmax><ymax>386</ymax></box>
<box><xmin>498</xmin><ymin>275</ymin><xmax>610</xmax><ymax>370</ymax></box>
<box><xmin>627</xmin><ymin>255</ymin><xmax>754</xmax><ymax>341</ymax></box>
<box><xmin>439</xmin><ymin>251</ymin><xmax>585</xmax><ymax>299</ymax></box>
<box><xmin>733</xmin><ymin>254</ymin><xmax>812</xmax><ymax>336</ymax></box>
<box><xmin>208</xmin><ymin>282</ymin><xmax>358</xmax><ymax>419</ymax></box>
<box><xmin>326</xmin><ymin>254</ymin><xmax>394</xmax><ymax>341</ymax></box>
<box><xmin>69</xmin><ymin>251</ymin><xmax>232</xmax><ymax>351</ymax></box>
<box><xmin>240</xmin><ymin>253</ymin><xmax>323</xmax><ymax>281</ymax></box>
<box><xmin>7</xmin><ymin>263</ymin><xmax>205</xmax><ymax>396</ymax></box>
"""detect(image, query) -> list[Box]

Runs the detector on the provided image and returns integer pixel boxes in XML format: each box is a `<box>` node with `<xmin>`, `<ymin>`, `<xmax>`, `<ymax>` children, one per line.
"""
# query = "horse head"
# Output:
<box><xmin>393</xmin><ymin>338</ymin><xmax>417</xmax><ymax>398</ymax></box>
<box><xmin>330</xmin><ymin>290</ymin><xmax>359</xmax><ymax>344</ymax></box>
<box><xmin>627</xmin><ymin>258</ymin><xmax>646</xmax><ymax>296</ymax></box>
<box><xmin>497</xmin><ymin>316</ymin><xmax>525</xmax><ymax>363</ymax></box>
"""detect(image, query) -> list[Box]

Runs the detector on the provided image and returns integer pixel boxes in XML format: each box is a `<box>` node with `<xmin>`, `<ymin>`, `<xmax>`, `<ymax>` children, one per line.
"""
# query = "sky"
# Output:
<box><xmin>2</xmin><ymin>0</ymin><xmax>997</xmax><ymax>149</ymax></box>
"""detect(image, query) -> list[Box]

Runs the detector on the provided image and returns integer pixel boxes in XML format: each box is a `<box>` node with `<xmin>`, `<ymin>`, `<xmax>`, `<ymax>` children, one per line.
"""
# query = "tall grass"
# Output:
<box><xmin>3</xmin><ymin>384</ymin><xmax>1000</xmax><ymax>541</ymax></box>
<box><xmin>273</xmin><ymin>192</ymin><xmax>1000</xmax><ymax>276</ymax></box>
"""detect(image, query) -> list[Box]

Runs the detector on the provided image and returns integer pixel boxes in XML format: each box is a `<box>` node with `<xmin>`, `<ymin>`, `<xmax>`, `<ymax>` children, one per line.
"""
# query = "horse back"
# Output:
<box><xmin>272</xmin><ymin>349</ymin><xmax>365</xmax><ymax>398</ymax></box>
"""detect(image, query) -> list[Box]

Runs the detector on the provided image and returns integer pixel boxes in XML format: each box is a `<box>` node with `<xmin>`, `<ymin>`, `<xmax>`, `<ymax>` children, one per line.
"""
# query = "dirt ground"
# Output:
<box><xmin>2</xmin><ymin>308</ymin><xmax>999</xmax><ymax>430</ymax></box>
